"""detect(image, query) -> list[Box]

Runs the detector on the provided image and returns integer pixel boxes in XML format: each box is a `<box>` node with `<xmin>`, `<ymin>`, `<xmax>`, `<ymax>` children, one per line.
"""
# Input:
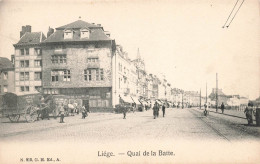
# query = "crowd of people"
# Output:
<box><xmin>54</xmin><ymin>102</ymin><xmax>90</xmax><ymax>123</ymax></box>
<box><xmin>41</xmin><ymin>94</ymin><xmax>258</xmax><ymax>126</ymax></box>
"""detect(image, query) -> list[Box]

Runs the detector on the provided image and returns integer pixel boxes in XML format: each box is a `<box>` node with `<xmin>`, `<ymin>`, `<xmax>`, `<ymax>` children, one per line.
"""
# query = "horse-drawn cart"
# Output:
<box><xmin>1</xmin><ymin>93</ymin><xmax>54</xmax><ymax>123</ymax></box>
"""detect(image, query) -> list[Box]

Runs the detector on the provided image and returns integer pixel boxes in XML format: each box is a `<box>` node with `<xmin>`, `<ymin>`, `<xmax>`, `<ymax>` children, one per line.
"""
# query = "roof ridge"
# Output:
<box><xmin>56</xmin><ymin>20</ymin><xmax>99</xmax><ymax>30</ymax></box>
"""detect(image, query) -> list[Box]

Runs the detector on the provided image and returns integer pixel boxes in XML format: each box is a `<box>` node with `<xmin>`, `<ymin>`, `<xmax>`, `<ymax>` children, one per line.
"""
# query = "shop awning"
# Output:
<box><xmin>156</xmin><ymin>100</ymin><xmax>162</xmax><ymax>105</ymax></box>
<box><xmin>130</xmin><ymin>96</ymin><xmax>141</xmax><ymax>105</ymax></box>
<box><xmin>120</xmin><ymin>95</ymin><xmax>133</xmax><ymax>104</ymax></box>
<box><xmin>140</xmin><ymin>101</ymin><xmax>147</xmax><ymax>106</ymax></box>
<box><xmin>151</xmin><ymin>101</ymin><xmax>156</xmax><ymax>106</ymax></box>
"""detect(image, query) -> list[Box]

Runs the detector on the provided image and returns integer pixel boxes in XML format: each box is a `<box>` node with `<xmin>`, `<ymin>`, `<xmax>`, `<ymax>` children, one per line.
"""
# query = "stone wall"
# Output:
<box><xmin>42</xmin><ymin>42</ymin><xmax>113</xmax><ymax>88</ymax></box>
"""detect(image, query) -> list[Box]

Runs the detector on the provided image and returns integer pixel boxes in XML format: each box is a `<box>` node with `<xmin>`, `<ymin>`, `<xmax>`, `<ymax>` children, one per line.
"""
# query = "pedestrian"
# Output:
<box><xmin>59</xmin><ymin>103</ymin><xmax>65</xmax><ymax>123</ymax></box>
<box><xmin>132</xmin><ymin>103</ymin><xmax>136</xmax><ymax>113</ymax></box>
<box><xmin>162</xmin><ymin>104</ymin><xmax>166</xmax><ymax>117</ymax></box>
<box><xmin>244</xmin><ymin>103</ymin><xmax>254</xmax><ymax>125</ymax></box>
<box><xmin>153</xmin><ymin>102</ymin><xmax>159</xmax><ymax>119</ymax></box>
<box><xmin>221</xmin><ymin>102</ymin><xmax>225</xmax><ymax>114</ymax></box>
<box><xmin>122</xmin><ymin>104</ymin><xmax>127</xmax><ymax>119</ymax></box>
<box><xmin>204</xmin><ymin>103</ymin><xmax>208</xmax><ymax>116</ymax></box>
<box><xmin>73</xmin><ymin>102</ymin><xmax>78</xmax><ymax>114</ymax></box>
<box><xmin>82</xmin><ymin>105</ymin><xmax>87</xmax><ymax>119</ymax></box>
<box><xmin>153</xmin><ymin>103</ymin><xmax>157</xmax><ymax>119</ymax></box>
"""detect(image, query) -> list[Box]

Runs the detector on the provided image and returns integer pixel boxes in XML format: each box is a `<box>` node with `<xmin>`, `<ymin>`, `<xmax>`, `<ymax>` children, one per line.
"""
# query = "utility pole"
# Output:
<box><xmin>216</xmin><ymin>73</ymin><xmax>218</xmax><ymax>112</ymax></box>
<box><xmin>200</xmin><ymin>88</ymin><xmax>201</xmax><ymax>109</ymax></box>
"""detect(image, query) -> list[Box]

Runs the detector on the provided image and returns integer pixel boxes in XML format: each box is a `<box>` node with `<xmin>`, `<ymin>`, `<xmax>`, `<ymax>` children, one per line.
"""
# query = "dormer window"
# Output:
<box><xmin>64</xmin><ymin>29</ymin><xmax>73</xmax><ymax>39</ymax></box>
<box><xmin>105</xmin><ymin>31</ymin><xmax>110</xmax><ymax>37</ymax></box>
<box><xmin>80</xmin><ymin>28</ymin><xmax>90</xmax><ymax>39</ymax></box>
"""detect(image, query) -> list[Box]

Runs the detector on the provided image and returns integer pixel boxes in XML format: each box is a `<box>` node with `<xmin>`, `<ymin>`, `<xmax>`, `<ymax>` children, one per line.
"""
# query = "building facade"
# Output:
<box><xmin>41</xmin><ymin>20</ymin><xmax>115</xmax><ymax>110</ymax></box>
<box><xmin>13</xmin><ymin>26</ymin><xmax>45</xmax><ymax>95</ymax></box>
<box><xmin>132</xmin><ymin>49</ymin><xmax>147</xmax><ymax>99</ymax></box>
<box><xmin>0</xmin><ymin>57</ymin><xmax>15</xmax><ymax>94</ymax></box>
<box><xmin>209</xmin><ymin>88</ymin><xmax>229</xmax><ymax>106</ymax></box>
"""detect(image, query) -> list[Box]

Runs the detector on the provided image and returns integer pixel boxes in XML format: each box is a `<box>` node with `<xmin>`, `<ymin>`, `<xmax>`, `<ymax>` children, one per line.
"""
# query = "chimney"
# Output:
<box><xmin>20</xmin><ymin>26</ymin><xmax>26</xmax><ymax>38</ymax></box>
<box><xmin>11</xmin><ymin>55</ymin><xmax>15</xmax><ymax>65</ymax></box>
<box><xmin>25</xmin><ymin>25</ymin><xmax>31</xmax><ymax>33</ymax></box>
<box><xmin>47</xmin><ymin>27</ymin><xmax>54</xmax><ymax>38</ymax></box>
<box><xmin>20</xmin><ymin>25</ymin><xmax>31</xmax><ymax>38</ymax></box>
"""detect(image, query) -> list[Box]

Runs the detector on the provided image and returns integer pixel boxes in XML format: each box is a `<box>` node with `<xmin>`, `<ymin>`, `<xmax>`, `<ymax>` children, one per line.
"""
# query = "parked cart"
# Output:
<box><xmin>1</xmin><ymin>93</ymin><xmax>54</xmax><ymax>123</ymax></box>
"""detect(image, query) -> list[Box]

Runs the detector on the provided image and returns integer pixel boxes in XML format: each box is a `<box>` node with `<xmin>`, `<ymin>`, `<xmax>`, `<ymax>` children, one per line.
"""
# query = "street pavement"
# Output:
<box><xmin>1</xmin><ymin>108</ymin><xmax>260</xmax><ymax>164</ymax></box>
<box><xmin>0</xmin><ymin>108</ymin><xmax>259</xmax><ymax>142</ymax></box>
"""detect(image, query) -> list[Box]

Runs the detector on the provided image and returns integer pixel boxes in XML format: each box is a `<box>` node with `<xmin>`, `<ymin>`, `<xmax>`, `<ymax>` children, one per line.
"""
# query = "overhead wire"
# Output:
<box><xmin>226</xmin><ymin>0</ymin><xmax>245</xmax><ymax>28</ymax></box>
<box><xmin>222</xmin><ymin>0</ymin><xmax>240</xmax><ymax>28</ymax></box>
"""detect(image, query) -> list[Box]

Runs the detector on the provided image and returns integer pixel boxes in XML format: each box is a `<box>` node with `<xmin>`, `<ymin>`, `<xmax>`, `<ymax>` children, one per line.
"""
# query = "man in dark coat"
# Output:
<box><xmin>244</xmin><ymin>103</ymin><xmax>254</xmax><ymax>125</ymax></box>
<box><xmin>162</xmin><ymin>104</ymin><xmax>166</xmax><ymax>117</ymax></box>
<box><xmin>221</xmin><ymin>102</ymin><xmax>225</xmax><ymax>114</ymax></box>
<box><xmin>82</xmin><ymin>106</ymin><xmax>87</xmax><ymax>119</ymax></box>
<box><xmin>153</xmin><ymin>102</ymin><xmax>159</xmax><ymax>119</ymax></box>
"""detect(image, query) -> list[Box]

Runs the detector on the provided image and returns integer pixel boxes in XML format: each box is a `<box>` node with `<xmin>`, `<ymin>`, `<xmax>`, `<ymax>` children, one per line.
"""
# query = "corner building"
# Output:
<box><xmin>41</xmin><ymin>20</ymin><xmax>116</xmax><ymax>111</ymax></box>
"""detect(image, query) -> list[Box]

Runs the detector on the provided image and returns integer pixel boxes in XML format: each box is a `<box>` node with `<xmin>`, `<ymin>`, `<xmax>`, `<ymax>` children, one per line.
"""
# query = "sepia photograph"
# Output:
<box><xmin>0</xmin><ymin>0</ymin><xmax>259</xmax><ymax>163</ymax></box>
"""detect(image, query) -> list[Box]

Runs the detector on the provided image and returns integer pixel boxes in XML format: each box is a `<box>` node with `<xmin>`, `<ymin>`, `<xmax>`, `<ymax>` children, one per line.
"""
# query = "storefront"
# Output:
<box><xmin>45</xmin><ymin>87</ymin><xmax>113</xmax><ymax>112</ymax></box>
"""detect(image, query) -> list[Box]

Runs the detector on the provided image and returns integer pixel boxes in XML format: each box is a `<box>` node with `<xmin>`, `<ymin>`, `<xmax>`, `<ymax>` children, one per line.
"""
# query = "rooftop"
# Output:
<box><xmin>44</xmin><ymin>28</ymin><xmax>111</xmax><ymax>43</ymax></box>
<box><xmin>14</xmin><ymin>32</ymin><xmax>46</xmax><ymax>46</ymax></box>
<box><xmin>0</xmin><ymin>57</ymin><xmax>14</xmax><ymax>70</ymax></box>
<box><xmin>56</xmin><ymin>20</ymin><xmax>101</xmax><ymax>30</ymax></box>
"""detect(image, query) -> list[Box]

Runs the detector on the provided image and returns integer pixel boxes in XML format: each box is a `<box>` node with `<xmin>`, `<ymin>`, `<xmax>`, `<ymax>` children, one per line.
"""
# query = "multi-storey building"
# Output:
<box><xmin>158</xmin><ymin>78</ymin><xmax>166</xmax><ymax>101</ymax></box>
<box><xmin>112</xmin><ymin>45</ymin><xmax>140</xmax><ymax>106</ymax></box>
<box><xmin>171</xmin><ymin>88</ymin><xmax>184</xmax><ymax>107</ymax></box>
<box><xmin>10</xmin><ymin>19</ymin><xmax>190</xmax><ymax>111</ymax></box>
<box><xmin>184</xmin><ymin>91</ymin><xmax>200</xmax><ymax>107</ymax></box>
<box><xmin>41</xmin><ymin>20</ymin><xmax>116</xmax><ymax>110</ymax></box>
<box><xmin>13</xmin><ymin>25</ymin><xmax>46</xmax><ymax>95</ymax></box>
<box><xmin>152</xmin><ymin>75</ymin><xmax>160</xmax><ymax>100</ymax></box>
<box><xmin>129</xmin><ymin>61</ymin><xmax>138</xmax><ymax>98</ymax></box>
<box><xmin>166</xmin><ymin>83</ymin><xmax>172</xmax><ymax>102</ymax></box>
<box><xmin>112</xmin><ymin>45</ymin><xmax>131</xmax><ymax>105</ymax></box>
<box><xmin>209</xmin><ymin>88</ymin><xmax>229</xmax><ymax>106</ymax></box>
<box><xmin>0</xmin><ymin>57</ymin><xmax>15</xmax><ymax>94</ymax></box>
<box><xmin>146</xmin><ymin>74</ymin><xmax>154</xmax><ymax>100</ymax></box>
<box><xmin>132</xmin><ymin>48</ymin><xmax>147</xmax><ymax>99</ymax></box>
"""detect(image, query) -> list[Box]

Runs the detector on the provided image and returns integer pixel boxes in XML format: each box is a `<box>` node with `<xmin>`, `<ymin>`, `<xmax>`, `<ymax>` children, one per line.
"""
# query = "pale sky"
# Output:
<box><xmin>0</xmin><ymin>0</ymin><xmax>259</xmax><ymax>99</ymax></box>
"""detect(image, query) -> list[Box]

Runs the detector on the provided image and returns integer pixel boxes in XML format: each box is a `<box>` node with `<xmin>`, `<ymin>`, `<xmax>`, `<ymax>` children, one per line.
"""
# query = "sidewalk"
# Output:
<box><xmin>195</xmin><ymin>107</ymin><xmax>256</xmax><ymax>121</ymax></box>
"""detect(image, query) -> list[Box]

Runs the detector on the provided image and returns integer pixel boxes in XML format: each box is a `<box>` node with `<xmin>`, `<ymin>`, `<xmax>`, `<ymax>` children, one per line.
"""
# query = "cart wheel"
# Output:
<box><xmin>25</xmin><ymin>106</ymin><xmax>38</xmax><ymax>123</ymax></box>
<box><xmin>8</xmin><ymin>114</ymin><xmax>20</xmax><ymax>122</ymax></box>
